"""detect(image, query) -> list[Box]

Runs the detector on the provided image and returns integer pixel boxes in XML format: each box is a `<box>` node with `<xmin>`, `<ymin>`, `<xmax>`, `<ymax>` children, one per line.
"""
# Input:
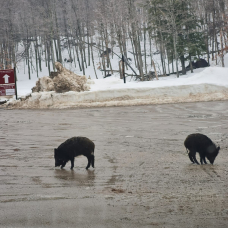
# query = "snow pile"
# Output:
<box><xmin>4</xmin><ymin>66</ymin><xmax>228</xmax><ymax>109</ymax></box>
<box><xmin>32</xmin><ymin>62</ymin><xmax>92</xmax><ymax>93</ymax></box>
<box><xmin>32</xmin><ymin>77</ymin><xmax>55</xmax><ymax>92</ymax></box>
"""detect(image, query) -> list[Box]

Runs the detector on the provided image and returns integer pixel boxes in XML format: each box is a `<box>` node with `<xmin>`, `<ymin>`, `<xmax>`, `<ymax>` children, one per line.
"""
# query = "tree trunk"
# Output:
<box><xmin>143</xmin><ymin>23</ymin><xmax>147</xmax><ymax>74</ymax></box>
<box><xmin>220</xmin><ymin>29</ymin><xmax>224</xmax><ymax>67</ymax></box>
<box><xmin>90</xmin><ymin>36</ymin><xmax>98</xmax><ymax>79</ymax></box>
<box><xmin>173</xmin><ymin>31</ymin><xmax>179</xmax><ymax>78</ymax></box>
<box><xmin>180</xmin><ymin>55</ymin><xmax>186</xmax><ymax>75</ymax></box>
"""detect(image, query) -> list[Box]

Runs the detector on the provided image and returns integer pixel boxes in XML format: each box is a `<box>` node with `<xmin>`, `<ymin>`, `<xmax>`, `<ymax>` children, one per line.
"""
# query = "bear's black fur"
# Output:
<box><xmin>184</xmin><ymin>133</ymin><xmax>220</xmax><ymax>165</ymax></box>
<box><xmin>54</xmin><ymin>137</ymin><xmax>95</xmax><ymax>169</ymax></box>
<box><xmin>186</xmin><ymin>59</ymin><xmax>209</xmax><ymax>70</ymax></box>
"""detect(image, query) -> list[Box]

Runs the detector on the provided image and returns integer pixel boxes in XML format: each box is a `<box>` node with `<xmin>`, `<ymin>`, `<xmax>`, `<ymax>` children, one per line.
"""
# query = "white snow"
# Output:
<box><xmin>2</xmin><ymin>50</ymin><xmax>228</xmax><ymax>109</ymax></box>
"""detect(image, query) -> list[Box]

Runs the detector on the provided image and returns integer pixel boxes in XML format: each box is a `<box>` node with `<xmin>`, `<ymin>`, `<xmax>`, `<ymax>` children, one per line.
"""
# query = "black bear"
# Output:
<box><xmin>186</xmin><ymin>59</ymin><xmax>209</xmax><ymax>70</ymax></box>
<box><xmin>54</xmin><ymin>137</ymin><xmax>95</xmax><ymax>169</ymax></box>
<box><xmin>184</xmin><ymin>133</ymin><xmax>220</xmax><ymax>165</ymax></box>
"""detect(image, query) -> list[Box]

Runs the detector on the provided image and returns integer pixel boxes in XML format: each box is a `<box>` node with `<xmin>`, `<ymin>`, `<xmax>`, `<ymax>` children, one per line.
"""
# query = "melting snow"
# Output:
<box><xmin>3</xmin><ymin>66</ymin><xmax>228</xmax><ymax>109</ymax></box>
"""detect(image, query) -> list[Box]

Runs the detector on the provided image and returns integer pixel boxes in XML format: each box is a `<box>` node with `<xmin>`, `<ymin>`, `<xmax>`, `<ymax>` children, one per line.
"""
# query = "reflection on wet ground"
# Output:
<box><xmin>1</xmin><ymin>101</ymin><xmax>228</xmax><ymax>227</ymax></box>
<box><xmin>54</xmin><ymin>169</ymin><xmax>96</xmax><ymax>184</ymax></box>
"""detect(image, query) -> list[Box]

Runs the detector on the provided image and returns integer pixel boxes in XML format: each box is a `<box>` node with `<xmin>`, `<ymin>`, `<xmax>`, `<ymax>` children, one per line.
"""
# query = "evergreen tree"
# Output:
<box><xmin>145</xmin><ymin>0</ymin><xmax>207</xmax><ymax>76</ymax></box>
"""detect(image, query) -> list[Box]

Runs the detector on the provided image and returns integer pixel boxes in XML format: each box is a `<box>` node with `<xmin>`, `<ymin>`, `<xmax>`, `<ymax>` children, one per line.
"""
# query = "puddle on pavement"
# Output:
<box><xmin>1</xmin><ymin>195</ymin><xmax>67</xmax><ymax>203</ymax></box>
<box><xmin>54</xmin><ymin>169</ymin><xmax>96</xmax><ymax>183</ymax></box>
<box><xmin>106</xmin><ymin>174</ymin><xmax>123</xmax><ymax>185</ymax></box>
<box><xmin>187</xmin><ymin>114</ymin><xmax>213</xmax><ymax>119</ymax></box>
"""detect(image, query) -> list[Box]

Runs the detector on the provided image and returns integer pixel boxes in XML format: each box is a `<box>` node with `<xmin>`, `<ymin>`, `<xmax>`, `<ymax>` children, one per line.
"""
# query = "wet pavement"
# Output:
<box><xmin>1</xmin><ymin>101</ymin><xmax>228</xmax><ymax>228</ymax></box>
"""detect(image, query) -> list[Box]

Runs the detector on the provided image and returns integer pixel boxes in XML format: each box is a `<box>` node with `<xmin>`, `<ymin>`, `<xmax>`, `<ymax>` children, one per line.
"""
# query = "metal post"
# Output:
<box><xmin>122</xmin><ymin>55</ymin><xmax>126</xmax><ymax>83</ymax></box>
<box><xmin>14</xmin><ymin>67</ymin><xmax>18</xmax><ymax>100</ymax></box>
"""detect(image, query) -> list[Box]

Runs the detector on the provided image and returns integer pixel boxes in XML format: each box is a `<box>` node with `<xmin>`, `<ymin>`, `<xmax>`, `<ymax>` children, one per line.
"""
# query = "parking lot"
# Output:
<box><xmin>1</xmin><ymin>101</ymin><xmax>228</xmax><ymax>228</ymax></box>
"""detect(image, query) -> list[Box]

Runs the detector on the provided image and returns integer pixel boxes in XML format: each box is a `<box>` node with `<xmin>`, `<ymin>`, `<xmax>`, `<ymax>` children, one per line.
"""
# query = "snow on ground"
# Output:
<box><xmin>4</xmin><ymin>65</ymin><xmax>228</xmax><ymax>109</ymax></box>
<box><xmin>1</xmin><ymin>45</ymin><xmax>228</xmax><ymax>109</ymax></box>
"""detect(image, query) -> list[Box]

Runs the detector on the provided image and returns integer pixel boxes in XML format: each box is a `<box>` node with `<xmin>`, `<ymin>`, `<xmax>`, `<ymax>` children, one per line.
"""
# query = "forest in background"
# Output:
<box><xmin>0</xmin><ymin>0</ymin><xmax>227</xmax><ymax>80</ymax></box>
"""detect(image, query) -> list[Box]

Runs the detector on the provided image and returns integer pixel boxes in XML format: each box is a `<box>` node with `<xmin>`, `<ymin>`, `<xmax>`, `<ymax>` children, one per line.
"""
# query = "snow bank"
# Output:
<box><xmin>4</xmin><ymin>66</ymin><xmax>228</xmax><ymax>109</ymax></box>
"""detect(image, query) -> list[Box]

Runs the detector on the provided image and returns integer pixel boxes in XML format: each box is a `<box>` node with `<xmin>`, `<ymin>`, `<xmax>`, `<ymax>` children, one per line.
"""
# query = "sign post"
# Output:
<box><xmin>0</xmin><ymin>69</ymin><xmax>17</xmax><ymax>99</ymax></box>
<box><xmin>122</xmin><ymin>55</ymin><xmax>126</xmax><ymax>83</ymax></box>
<box><xmin>14</xmin><ymin>67</ymin><xmax>18</xmax><ymax>99</ymax></box>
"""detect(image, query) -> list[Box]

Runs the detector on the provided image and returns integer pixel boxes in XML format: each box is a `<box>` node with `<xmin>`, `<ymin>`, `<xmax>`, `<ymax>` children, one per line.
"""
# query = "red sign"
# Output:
<box><xmin>0</xmin><ymin>69</ymin><xmax>16</xmax><ymax>96</ymax></box>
